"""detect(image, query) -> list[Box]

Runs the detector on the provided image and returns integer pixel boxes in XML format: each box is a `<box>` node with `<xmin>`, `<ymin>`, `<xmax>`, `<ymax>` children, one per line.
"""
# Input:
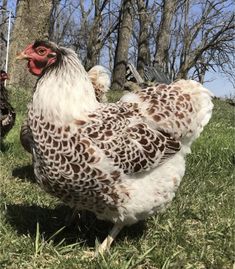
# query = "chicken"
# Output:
<box><xmin>0</xmin><ymin>70</ymin><xmax>16</xmax><ymax>142</ymax></box>
<box><xmin>17</xmin><ymin>40</ymin><xmax>213</xmax><ymax>255</ymax></box>
<box><xmin>126</xmin><ymin>63</ymin><xmax>171</xmax><ymax>84</ymax></box>
<box><xmin>88</xmin><ymin>65</ymin><xmax>110</xmax><ymax>103</ymax></box>
<box><xmin>124</xmin><ymin>63</ymin><xmax>171</xmax><ymax>93</ymax></box>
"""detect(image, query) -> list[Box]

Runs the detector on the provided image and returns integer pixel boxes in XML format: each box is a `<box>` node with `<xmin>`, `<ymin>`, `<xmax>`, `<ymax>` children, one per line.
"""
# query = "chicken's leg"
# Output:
<box><xmin>95</xmin><ymin>222</ymin><xmax>124</xmax><ymax>255</ymax></box>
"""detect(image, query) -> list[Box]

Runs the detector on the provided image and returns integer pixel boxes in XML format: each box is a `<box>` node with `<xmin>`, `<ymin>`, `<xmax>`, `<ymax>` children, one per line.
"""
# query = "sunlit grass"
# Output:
<box><xmin>0</xmin><ymin>88</ymin><xmax>234</xmax><ymax>269</ymax></box>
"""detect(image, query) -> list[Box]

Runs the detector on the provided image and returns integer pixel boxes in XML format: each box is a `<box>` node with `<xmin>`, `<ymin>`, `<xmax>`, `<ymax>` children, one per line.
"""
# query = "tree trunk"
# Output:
<box><xmin>136</xmin><ymin>0</ymin><xmax>150</xmax><ymax>78</ymax></box>
<box><xmin>175</xmin><ymin>65</ymin><xmax>189</xmax><ymax>79</ymax></box>
<box><xmin>8</xmin><ymin>0</ymin><xmax>53</xmax><ymax>88</ymax></box>
<box><xmin>111</xmin><ymin>0</ymin><xmax>134</xmax><ymax>91</ymax></box>
<box><xmin>49</xmin><ymin>0</ymin><xmax>61</xmax><ymax>43</ymax></box>
<box><xmin>154</xmin><ymin>0</ymin><xmax>177</xmax><ymax>72</ymax></box>
<box><xmin>198</xmin><ymin>68</ymin><xmax>206</xmax><ymax>83</ymax></box>
<box><xmin>0</xmin><ymin>0</ymin><xmax>8</xmax><ymax>69</ymax></box>
<box><xmin>84</xmin><ymin>0</ymin><xmax>103</xmax><ymax>70</ymax></box>
<box><xmin>177</xmin><ymin>0</ymin><xmax>190</xmax><ymax>79</ymax></box>
<box><xmin>108</xmin><ymin>1</ymin><xmax>115</xmax><ymax>71</ymax></box>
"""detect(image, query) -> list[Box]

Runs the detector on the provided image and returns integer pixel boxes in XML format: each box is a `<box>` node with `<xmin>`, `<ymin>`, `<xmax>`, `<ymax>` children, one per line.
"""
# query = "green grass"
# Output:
<box><xmin>0</xmin><ymin>88</ymin><xmax>234</xmax><ymax>269</ymax></box>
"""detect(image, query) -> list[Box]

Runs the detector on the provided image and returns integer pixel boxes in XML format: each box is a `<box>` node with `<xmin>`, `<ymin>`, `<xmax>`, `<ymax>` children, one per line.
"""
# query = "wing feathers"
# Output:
<box><xmin>83</xmin><ymin>110</ymin><xmax>181</xmax><ymax>174</ymax></box>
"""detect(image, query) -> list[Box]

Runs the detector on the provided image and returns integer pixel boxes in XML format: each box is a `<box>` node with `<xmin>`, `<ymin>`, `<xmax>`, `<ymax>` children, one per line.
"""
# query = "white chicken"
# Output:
<box><xmin>17</xmin><ymin>40</ymin><xmax>213</xmax><ymax>255</ymax></box>
<box><xmin>88</xmin><ymin>65</ymin><xmax>111</xmax><ymax>103</ymax></box>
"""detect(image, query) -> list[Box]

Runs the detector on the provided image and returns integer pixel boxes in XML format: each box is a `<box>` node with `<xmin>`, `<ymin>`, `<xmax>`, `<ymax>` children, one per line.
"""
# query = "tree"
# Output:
<box><xmin>154</xmin><ymin>0</ymin><xmax>178</xmax><ymax>73</ymax></box>
<box><xmin>174</xmin><ymin>0</ymin><xmax>235</xmax><ymax>81</ymax></box>
<box><xmin>49</xmin><ymin>0</ymin><xmax>119</xmax><ymax>70</ymax></box>
<box><xmin>49</xmin><ymin>0</ymin><xmax>61</xmax><ymax>43</ymax></box>
<box><xmin>8</xmin><ymin>0</ymin><xmax>53</xmax><ymax>88</ymax></box>
<box><xmin>84</xmin><ymin>0</ymin><xmax>107</xmax><ymax>70</ymax></box>
<box><xmin>111</xmin><ymin>0</ymin><xmax>134</xmax><ymax>90</ymax></box>
<box><xmin>136</xmin><ymin>0</ymin><xmax>151</xmax><ymax>78</ymax></box>
<box><xmin>0</xmin><ymin>0</ymin><xmax>8</xmax><ymax>69</ymax></box>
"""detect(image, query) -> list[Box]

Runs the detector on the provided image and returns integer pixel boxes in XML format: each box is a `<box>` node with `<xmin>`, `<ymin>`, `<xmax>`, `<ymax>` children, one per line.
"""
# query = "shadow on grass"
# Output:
<box><xmin>12</xmin><ymin>165</ymin><xmax>35</xmax><ymax>182</ymax></box>
<box><xmin>0</xmin><ymin>141</ymin><xmax>11</xmax><ymax>152</ymax></box>
<box><xmin>5</xmin><ymin>203</ymin><xmax>146</xmax><ymax>247</ymax></box>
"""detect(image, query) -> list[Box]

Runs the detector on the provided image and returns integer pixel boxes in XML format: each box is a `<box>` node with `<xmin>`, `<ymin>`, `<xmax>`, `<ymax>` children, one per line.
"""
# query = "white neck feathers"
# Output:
<box><xmin>33</xmin><ymin>48</ymin><xmax>99</xmax><ymax>125</ymax></box>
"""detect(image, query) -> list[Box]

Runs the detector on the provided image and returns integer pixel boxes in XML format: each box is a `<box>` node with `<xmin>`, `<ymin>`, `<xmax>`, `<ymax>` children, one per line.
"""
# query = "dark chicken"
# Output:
<box><xmin>0</xmin><ymin>70</ymin><xmax>15</xmax><ymax>142</ymax></box>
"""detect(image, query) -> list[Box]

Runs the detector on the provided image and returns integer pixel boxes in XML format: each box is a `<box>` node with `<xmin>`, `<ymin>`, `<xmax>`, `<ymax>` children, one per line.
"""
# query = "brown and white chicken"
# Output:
<box><xmin>17</xmin><ymin>40</ymin><xmax>213</xmax><ymax>255</ymax></box>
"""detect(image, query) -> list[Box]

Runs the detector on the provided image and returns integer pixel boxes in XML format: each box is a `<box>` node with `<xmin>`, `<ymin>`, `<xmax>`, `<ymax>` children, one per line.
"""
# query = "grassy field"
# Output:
<box><xmin>0</xmin><ymin>88</ymin><xmax>234</xmax><ymax>269</ymax></box>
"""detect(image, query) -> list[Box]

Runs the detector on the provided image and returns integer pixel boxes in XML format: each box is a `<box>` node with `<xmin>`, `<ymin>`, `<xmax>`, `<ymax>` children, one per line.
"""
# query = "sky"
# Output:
<box><xmin>205</xmin><ymin>72</ymin><xmax>234</xmax><ymax>98</ymax></box>
<box><xmin>2</xmin><ymin>0</ymin><xmax>234</xmax><ymax>98</ymax></box>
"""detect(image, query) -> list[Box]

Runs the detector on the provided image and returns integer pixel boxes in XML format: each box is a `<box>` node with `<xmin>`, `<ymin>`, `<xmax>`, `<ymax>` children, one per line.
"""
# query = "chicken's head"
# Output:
<box><xmin>0</xmin><ymin>70</ymin><xmax>9</xmax><ymax>81</ymax></box>
<box><xmin>16</xmin><ymin>41</ymin><xmax>59</xmax><ymax>76</ymax></box>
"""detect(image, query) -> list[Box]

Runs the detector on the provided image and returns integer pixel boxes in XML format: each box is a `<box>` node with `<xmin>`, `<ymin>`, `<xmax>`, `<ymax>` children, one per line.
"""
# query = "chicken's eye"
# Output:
<box><xmin>37</xmin><ymin>48</ymin><xmax>46</xmax><ymax>55</ymax></box>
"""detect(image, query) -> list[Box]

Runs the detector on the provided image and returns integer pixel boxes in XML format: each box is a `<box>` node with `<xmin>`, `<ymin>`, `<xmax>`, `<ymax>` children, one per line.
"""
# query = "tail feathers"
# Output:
<box><xmin>173</xmin><ymin>80</ymin><xmax>214</xmax><ymax>143</ymax></box>
<box><xmin>88</xmin><ymin>65</ymin><xmax>111</xmax><ymax>102</ymax></box>
<box><xmin>121</xmin><ymin>79</ymin><xmax>213</xmax><ymax>144</ymax></box>
<box><xmin>20</xmin><ymin>118</ymin><xmax>34</xmax><ymax>154</ymax></box>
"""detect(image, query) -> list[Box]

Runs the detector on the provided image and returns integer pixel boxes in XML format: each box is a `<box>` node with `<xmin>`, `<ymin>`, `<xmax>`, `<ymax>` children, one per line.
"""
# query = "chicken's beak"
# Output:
<box><xmin>16</xmin><ymin>52</ymin><xmax>28</xmax><ymax>61</ymax></box>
